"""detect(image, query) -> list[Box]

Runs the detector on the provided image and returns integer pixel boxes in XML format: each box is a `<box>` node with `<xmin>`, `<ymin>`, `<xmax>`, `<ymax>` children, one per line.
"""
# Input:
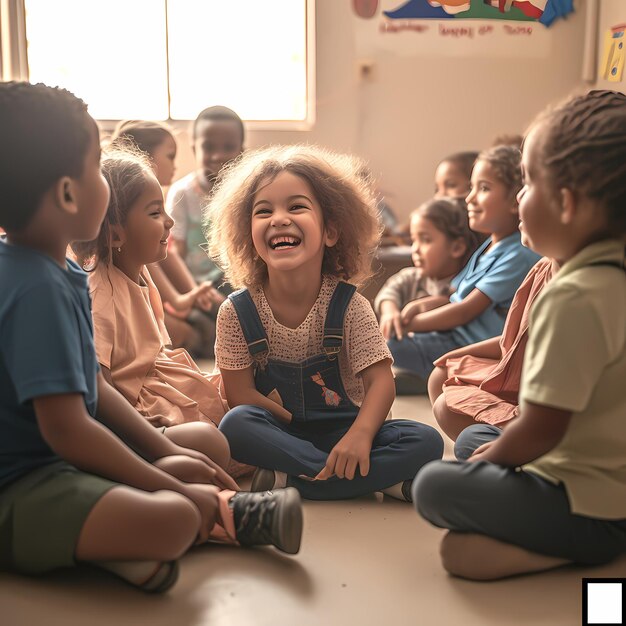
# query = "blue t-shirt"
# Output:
<box><xmin>449</xmin><ymin>232</ymin><xmax>540</xmax><ymax>345</ymax></box>
<box><xmin>0</xmin><ymin>239</ymin><xmax>99</xmax><ymax>489</ymax></box>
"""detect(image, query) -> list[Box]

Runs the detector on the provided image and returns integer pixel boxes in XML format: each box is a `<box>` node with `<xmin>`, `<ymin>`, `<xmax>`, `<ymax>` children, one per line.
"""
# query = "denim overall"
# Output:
<box><xmin>218</xmin><ymin>281</ymin><xmax>443</xmax><ymax>500</ymax></box>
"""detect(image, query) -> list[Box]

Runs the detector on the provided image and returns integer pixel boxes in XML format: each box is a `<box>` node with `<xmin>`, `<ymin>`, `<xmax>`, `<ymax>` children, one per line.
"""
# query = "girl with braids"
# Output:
<box><xmin>414</xmin><ymin>90</ymin><xmax>626</xmax><ymax>580</ymax></box>
<box><xmin>388</xmin><ymin>145</ymin><xmax>540</xmax><ymax>393</ymax></box>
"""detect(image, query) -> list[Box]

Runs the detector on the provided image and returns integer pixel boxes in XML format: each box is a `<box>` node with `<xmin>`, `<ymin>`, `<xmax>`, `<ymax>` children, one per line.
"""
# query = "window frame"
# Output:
<box><xmin>1</xmin><ymin>0</ymin><xmax>316</xmax><ymax>131</ymax></box>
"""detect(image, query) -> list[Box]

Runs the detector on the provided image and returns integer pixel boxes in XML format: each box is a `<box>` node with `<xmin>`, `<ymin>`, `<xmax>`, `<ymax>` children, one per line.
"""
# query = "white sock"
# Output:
<box><xmin>381</xmin><ymin>480</ymin><xmax>411</xmax><ymax>502</ymax></box>
<box><xmin>274</xmin><ymin>471</ymin><xmax>288</xmax><ymax>489</ymax></box>
<box><xmin>96</xmin><ymin>560</ymin><xmax>161</xmax><ymax>585</ymax></box>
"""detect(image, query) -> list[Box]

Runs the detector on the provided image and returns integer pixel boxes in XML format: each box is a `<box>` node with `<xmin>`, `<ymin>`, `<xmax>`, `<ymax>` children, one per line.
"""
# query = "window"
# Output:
<box><xmin>7</xmin><ymin>0</ymin><xmax>314</xmax><ymax>127</ymax></box>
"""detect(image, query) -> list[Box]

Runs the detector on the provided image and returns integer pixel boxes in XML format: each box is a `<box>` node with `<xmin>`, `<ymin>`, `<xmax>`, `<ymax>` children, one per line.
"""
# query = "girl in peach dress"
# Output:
<box><xmin>428</xmin><ymin>256</ymin><xmax>558</xmax><ymax>446</ymax></box>
<box><xmin>73</xmin><ymin>147</ymin><xmax>233</xmax><ymax>472</ymax></box>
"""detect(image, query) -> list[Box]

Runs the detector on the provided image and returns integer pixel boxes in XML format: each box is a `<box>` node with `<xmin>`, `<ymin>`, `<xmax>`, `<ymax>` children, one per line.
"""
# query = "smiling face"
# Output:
<box><xmin>118</xmin><ymin>173</ymin><xmax>173</xmax><ymax>266</ymax></box>
<box><xmin>434</xmin><ymin>160</ymin><xmax>471</xmax><ymax>199</ymax></box>
<box><xmin>150</xmin><ymin>134</ymin><xmax>177</xmax><ymax>187</ymax></box>
<box><xmin>251</xmin><ymin>171</ymin><xmax>336</xmax><ymax>278</ymax></box>
<box><xmin>193</xmin><ymin>119</ymin><xmax>243</xmax><ymax>188</ymax></box>
<box><xmin>465</xmin><ymin>160</ymin><xmax>519</xmax><ymax>242</ymax></box>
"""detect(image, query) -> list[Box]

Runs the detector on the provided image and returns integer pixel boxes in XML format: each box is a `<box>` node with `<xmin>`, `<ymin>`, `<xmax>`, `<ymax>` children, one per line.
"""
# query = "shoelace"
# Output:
<box><xmin>235</xmin><ymin>494</ymin><xmax>278</xmax><ymax>542</ymax></box>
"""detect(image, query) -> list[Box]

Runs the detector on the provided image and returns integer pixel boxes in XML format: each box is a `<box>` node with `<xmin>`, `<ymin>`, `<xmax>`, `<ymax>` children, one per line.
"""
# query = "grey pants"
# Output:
<box><xmin>413</xmin><ymin>456</ymin><xmax>626</xmax><ymax>564</ymax></box>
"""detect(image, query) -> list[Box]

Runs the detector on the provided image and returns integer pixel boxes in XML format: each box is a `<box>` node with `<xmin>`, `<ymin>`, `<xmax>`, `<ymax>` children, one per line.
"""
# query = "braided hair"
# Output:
<box><xmin>531</xmin><ymin>90</ymin><xmax>626</xmax><ymax>234</ymax></box>
<box><xmin>476</xmin><ymin>144</ymin><xmax>523</xmax><ymax>201</ymax></box>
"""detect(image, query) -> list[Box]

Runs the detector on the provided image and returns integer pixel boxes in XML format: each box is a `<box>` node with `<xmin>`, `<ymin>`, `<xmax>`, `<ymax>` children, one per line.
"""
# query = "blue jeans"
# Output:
<box><xmin>454</xmin><ymin>424</ymin><xmax>502</xmax><ymax>460</ymax></box>
<box><xmin>388</xmin><ymin>330</ymin><xmax>462</xmax><ymax>379</ymax></box>
<box><xmin>220</xmin><ymin>405</ymin><xmax>444</xmax><ymax>500</ymax></box>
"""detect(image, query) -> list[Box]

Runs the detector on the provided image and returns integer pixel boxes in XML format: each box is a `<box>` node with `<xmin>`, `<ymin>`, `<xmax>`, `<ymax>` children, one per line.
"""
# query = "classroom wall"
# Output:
<box><xmin>171</xmin><ymin>0</ymin><xmax>587</xmax><ymax>224</ymax></box>
<box><xmin>594</xmin><ymin>0</ymin><xmax>626</xmax><ymax>92</ymax></box>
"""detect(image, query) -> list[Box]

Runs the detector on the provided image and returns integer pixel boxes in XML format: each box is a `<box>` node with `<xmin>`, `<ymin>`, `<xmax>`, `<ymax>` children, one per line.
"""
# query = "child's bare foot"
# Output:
<box><xmin>440</xmin><ymin>531</ymin><xmax>571</xmax><ymax>580</ymax></box>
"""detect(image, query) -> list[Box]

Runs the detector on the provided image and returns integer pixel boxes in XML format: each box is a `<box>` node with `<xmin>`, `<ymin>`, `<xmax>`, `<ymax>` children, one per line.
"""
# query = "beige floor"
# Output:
<box><xmin>2</xmin><ymin>393</ymin><xmax>625</xmax><ymax>626</ymax></box>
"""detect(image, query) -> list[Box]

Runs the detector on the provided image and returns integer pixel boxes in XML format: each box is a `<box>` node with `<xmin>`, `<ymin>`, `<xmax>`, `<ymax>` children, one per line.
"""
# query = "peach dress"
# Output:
<box><xmin>89</xmin><ymin>263</ymin><xmax>226</xmax><ymax>427</ymax></box>
<box><xmin>441</xmin><ymin>258</ymin><xmax>557</xmax><ymax>426</ymax></box>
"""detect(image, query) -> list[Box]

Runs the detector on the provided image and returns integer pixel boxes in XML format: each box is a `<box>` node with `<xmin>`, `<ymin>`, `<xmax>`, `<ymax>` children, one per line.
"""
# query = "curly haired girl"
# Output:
<box><xmin>208</xmin><ymin>145</ymin><xmax>443</xmax><ymax>501</ymax></box>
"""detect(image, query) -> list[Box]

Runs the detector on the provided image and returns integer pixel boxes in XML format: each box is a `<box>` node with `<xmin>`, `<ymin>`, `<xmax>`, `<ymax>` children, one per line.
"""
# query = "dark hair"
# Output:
<box><xmin>72</xmin><ymin>148</ymin><xmax>152</xmax><ymax>270</ymax></box>
<box><xmin>441</xmin><ymin>151</ymin><xmax>479</xmax><ymax>180</ymax></box>
<box><xmin>529</xmin><ymin>89</ymin><xmax>626</xmax><ymax>234</ymax></box>
<box><xmin>0</xmin><ymin>82</ymin><xmax>91</xmax><ymax>232</ymax></box>
<box><xmin>413</xmin><ymin>197</ymin><xmax>486</xmax><ymax>267</ymax></box>
<box><xmin>192</xmin><ymin>105</ymin><xmax>245</xmax><ymax>144</ymax></box>
<box><xmin>110</xmin><ymin>120</ymin><xmax>174</xmax><ymax>157</ymax></box>
<box><xmin>491</xmin><ymin>133</ymin><xmax>524</xmax><ymax>150</ymax></box>
<box><xmin>476</xmin><ymin>144</ymin><xmax>523</xmax><ymax>200</ymax></box>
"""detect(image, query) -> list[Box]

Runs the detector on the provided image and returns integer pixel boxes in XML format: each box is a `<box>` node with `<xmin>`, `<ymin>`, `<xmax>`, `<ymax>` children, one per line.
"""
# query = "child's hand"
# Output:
<box><xmin>379</xmin><ymin>310</ymin><xmax>403</xmax><ymax>341</ymax></box>
<box><xmin>467</xmin><ymin>440</ymin><xmax>496</xmax><ymax>463</ymax></box>
<box><xmin>400</xmin><ymin>300</ymin><xmax>424</xmax><ymax>326</ymax></box>
<box><xmin>194</xmin><ymin>282</ymin><xmax>225</xmax><ymax>312</ymax></box>
<box><xmin>159</xmin><ymin>445</ymin><xmax>239</xmax><ymax>491</ymax></box>
<box><xmin>315</xmin><ymin>430</ymin><xmax>373</xmax><ymax>480</ymax></box>
<box><xmin>180</xmin><ymin>483</ymin><xmax>220</xmax><ymax>543</ymax></box>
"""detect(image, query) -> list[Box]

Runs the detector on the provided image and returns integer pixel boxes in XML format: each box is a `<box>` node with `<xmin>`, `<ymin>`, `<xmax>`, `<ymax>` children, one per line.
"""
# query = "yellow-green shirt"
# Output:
<box><xmin>522</xmin><ymin>240</ymin><xmax>626</xmax><ymax>520</ymax></box>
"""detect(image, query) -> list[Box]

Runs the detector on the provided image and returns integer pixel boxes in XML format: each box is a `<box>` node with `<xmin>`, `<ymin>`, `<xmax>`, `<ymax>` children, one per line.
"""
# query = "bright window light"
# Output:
<box><xmin>25</xmin><ymin>0</ymin><xmax>168</xmax><ymax>120</ymax></box>
<box><xmin>23</xmin><ymin>0</ymin><xmax>310</xmax><ymax>123</ymax></box>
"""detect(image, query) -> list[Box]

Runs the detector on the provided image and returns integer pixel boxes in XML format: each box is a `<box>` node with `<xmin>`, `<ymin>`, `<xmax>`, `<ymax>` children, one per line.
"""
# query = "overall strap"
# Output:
<box><xmin>228</xmin><ymin>289</ymin><xmax>269</xmax><ymax>365</ymax></box>
<box><xmin>322</xmin><ymin>282</ymin><xmax>357</xmax><ymax>360</ymax></box>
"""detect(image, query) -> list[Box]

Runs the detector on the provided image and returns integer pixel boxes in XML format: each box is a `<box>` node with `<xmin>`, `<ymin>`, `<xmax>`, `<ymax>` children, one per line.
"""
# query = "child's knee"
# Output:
<box><xmin>412</xmin><ymin>460</ymin><xmax>455</xmax><ymax>521</ymax></box>
<box><xmin>219</xmin><ymin>405</ymin><xmax>269</xmax><ymax>440</ymax></box>
<box><xmin>427</xmin><ymin>366</ymin><xmax>447</xmax><ymax>404</ymax></box>
<box><xmin>413</xmin><ymin>423</ymin><xmax>445</xmax><ymax>464</ymax></box>
<box><xmin>195</xmin><ymin>421</ymin><xmax>231</xmax><ymax>469</ymax></box>
<box><xmin>151</xmin><ymin>492</ymin><xmax>202</xmax><ymax>559</ymax></box>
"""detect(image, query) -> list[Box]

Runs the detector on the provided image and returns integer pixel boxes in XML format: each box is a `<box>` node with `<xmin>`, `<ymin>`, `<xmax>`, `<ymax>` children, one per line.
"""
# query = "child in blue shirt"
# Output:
<box><xmin>389</xmin><ymin>145</ymin><xmax>540</xmax><ymax>393</ymax></box>
<box><xmin>0</xmin><ymin>82</ymin><xmax>302</xmax><ymax>593</ymax></box>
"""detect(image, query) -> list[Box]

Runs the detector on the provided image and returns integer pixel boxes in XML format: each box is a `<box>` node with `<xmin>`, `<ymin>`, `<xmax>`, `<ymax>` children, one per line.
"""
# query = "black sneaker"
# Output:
<box><xmin>230</xmin><ymin>487</ymin><xmax>303</xmax><ymax>554</ymax></box>
<box><xmin>401</xmin><ymin>479</ymin><xmax>413</xmax><ymax>503</ymax></box>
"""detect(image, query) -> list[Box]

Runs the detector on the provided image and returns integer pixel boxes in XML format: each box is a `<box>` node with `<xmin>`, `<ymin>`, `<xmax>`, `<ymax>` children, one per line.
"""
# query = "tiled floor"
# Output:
<box><xmin>2</xmin><ymin>394</ymin><xmax>625</xmax><ymax>626</ymax></box>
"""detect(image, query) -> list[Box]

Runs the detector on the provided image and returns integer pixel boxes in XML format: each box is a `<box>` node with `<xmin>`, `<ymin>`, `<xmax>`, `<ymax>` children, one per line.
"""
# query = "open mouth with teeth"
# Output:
<box><xmin>269</xmin><ymin>235</ymin><xmax>301</xmax><ymax>250</ymax></box>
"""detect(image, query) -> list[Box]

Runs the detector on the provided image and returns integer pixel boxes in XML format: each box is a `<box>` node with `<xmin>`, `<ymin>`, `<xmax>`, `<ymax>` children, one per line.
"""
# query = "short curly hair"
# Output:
<box><xmin>0</xmin><ymin>82</ymin><xmax>91</xmax><ymax>232</ymax></box>
<box><xmin>206</xmin><ymin>145</ymin><xmax>381</xmax><ymax>289</ymax></box>
<box><xmin>476</xmin><ymin>144</ymin><xmax>523</xmax><ymax>201</ymax></box>
<box><xmin>528</xmin><ymin>89</ymin><xmax>626</xmax><ymax>235</ymax></box>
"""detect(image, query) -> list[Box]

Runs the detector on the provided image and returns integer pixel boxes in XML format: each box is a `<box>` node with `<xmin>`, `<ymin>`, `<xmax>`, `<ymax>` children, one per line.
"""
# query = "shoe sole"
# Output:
<box><xmin>141</xmin><ymin>560</ymin><xmax>180</xmax><ymax>594</ymax></box>
<box><xmin>273</xmin><ymin>487</ymin><xmax>303</xmax><ymax>555</ymax></box>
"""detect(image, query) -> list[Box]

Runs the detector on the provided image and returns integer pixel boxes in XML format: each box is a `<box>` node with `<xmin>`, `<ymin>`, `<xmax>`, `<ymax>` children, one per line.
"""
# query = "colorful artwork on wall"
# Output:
<box><xmin>381</xmin><ymin>0</ymin><xmax>573</xmax><ymax>27</ymax></box>
<box><xmin>600</xmin><ymin>24</ymin><xmax>625</xmax><ymax>83</ymax></box>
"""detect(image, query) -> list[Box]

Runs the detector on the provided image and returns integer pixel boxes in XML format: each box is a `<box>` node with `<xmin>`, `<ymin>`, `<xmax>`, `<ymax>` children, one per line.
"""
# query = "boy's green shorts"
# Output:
<box><xmin>0</xmin><ymin>461</ymin><xmax>118</xmax><ymax>575</ymax></box>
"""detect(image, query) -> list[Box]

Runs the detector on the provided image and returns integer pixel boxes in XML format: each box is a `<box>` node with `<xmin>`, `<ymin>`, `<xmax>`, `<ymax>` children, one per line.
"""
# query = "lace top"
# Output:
<box><xmin>215</xmin><ymin>276</ymin><xmax>392</xmax><ymax>405</ymax></box>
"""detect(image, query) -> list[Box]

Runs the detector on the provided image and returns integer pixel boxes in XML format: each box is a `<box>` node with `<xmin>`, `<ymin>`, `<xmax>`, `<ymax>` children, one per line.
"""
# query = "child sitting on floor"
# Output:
<box><xmin>0</xmin><ymin>82</ymin><xmax>303</xmax><ymax>594</ymax></box>
<box><xmin>427</xmin><ymin>256</ymin><xmax>557</xmax><ymax>447</ymax></box>
<box><xmin>374</xmin><ymin>197</ymin><xmax>484</xmax><ymax>392</ymax></box>
<box><xmin>110</xmin><ymin>119</ymin><xmax>220</xmax><ymax>357</ymax></box>
<box><xmin>209</xmin><ymin>145</ymin><xmax>444</xmax><ymax>501</ymax></box>
<box><xmin>388</xmin><ymin>145</ymin><xmax>540</xmax><ymax>393</ymax></box>
<box><xmin>414</xmin><ymin>89</ymin><xmax>626</xmax><ymax>581</ymax></box>
<box><xmin>73</xmin><ymin>148</ymin><xmax>251</xmax><ymax>478</ymax></box>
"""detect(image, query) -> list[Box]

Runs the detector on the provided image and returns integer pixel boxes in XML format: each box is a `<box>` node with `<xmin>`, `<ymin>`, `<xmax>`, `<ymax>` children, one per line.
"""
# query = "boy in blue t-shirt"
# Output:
<box><xmin>0</xmin><ymin>82</ymin><xmax>302</xmax><ymax>592</ymax></box>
